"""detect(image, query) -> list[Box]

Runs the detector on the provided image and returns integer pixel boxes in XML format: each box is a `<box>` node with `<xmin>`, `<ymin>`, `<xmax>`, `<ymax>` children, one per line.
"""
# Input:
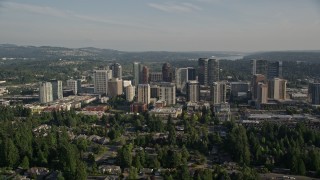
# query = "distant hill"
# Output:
<box><xmin>0</xmin><ymin>44</ymin><xmax>245</xmax><ymax>62</ymax></box>
<box><xmin>244</xmin><ymin>51</ymin><xmax>320</xmax><ymax>63</ymax></box>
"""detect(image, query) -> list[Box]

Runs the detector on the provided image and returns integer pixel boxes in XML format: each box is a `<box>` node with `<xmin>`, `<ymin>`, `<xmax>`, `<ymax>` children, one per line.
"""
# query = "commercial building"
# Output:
<box><xmin>257</xmin><ymin>83</ymin><xmax>268</xmax><ymax>104</ymax></box>
<box><xmin>252</xmin><ymin>74</ymin><xmax>266</xmax><ymax>100</ymax></box>
<box><xmin>125</xmin><ymin>85</ymin><xmax>135</xmax><ymax>102</ymax></box>
<box><xmin>162</xmin><ymin>63</ymin><xmax>173</xmax><ymax>82</ymax></box>
<box><xmin>149</xmin><ymin>72</ymin><xmax>163</xmax><ymax>82</ymax></box>
<box><xmin>230</xmin><ymin>82</ymin><xmax>249</xmax><ymax>99</ymax></box>
<box><xmin>268</xmin><ymin>78</ymin><xmax>287</xmax><ymax>100</ymax></box>
<box><xmin>93</xmin><ymin>68</ymin><xmax>111</xmax><ymax>95</ymax></box>
<box><xmin>186</xmin><ymin>80</ymin><xmax>200</xmax><ymax>102</ymax></box>
<box><xmin>50</xmin><ymin>80</ymin><xmax>63</xmax><ymax>100</ymax></box>
<box><xmin>137</xmin><ymin>84</ymin><xmax>151</xmax><ymax>104</ymax></box>
<box><xmin>66</xmin><ymin>79</ymin><xmax>78</xmax><ymax>95</ymax></box>
<box><xmin>198</xmin><ymin>58</ymin><xmax>209</xmax><ymax>86</ymax></box>
<box><xmin>309</xmin><ymin>83</ymin><xmax>320</xmax><ymax>105</ymax></box>
<box><xmin>108</xmin><ymin>78</ymin><xmax>123</xmax><ymax>97</ymax></box>
<box><xmin>187</xmin><ymin>67</ymin><xmax>196</xmax><ymax>81</ymax></box>
<box><xmin>39</xmin><ymin>82</ymin><xmax>53</xmax><ymax>103</ymax></box>
<box><xmin>110</xmin><ymin>63</ymin><xmax>122</xmax><ymax>79</ymax></box>
<box><xmin>251</xmin><ymin>59</ymin><xmax>268</xmax><ymax>75</ymax></box>
<box><xmin>159</xmin><ymin>82</ymin><xmax>176</xmax><ymax>105</ymax></box>
<box><xmin>208</xmin><ymin>59</ymin><xmax>219</xmax><ymax>85</ymax></box>
<box><xmin>175</xmin><ymin>68</ymin><xmax>188</xmax><ymax>93</ymax></box>
<box><xmin>150</xmin><ymin>84</ymin><xmax>160</xmax><ymax>98</ymax></box>
<box><xmin>141</xmin><ymin>66</ymin><xmax>149</xmax><ymax>84</ymax></box>
<box><xmin>133</xmin><ymin>62</ymin><xmax>143</xmax><ymax>86</ymax></box>
<box><xmin>210</xmin><ymin>82</ymin><xmax>227</xmax><ymax>104</ymax></box>
<box><xmin>267</xmin><ymin>61</ymin><xmax>283</xmax><ymax>79</ymax></box>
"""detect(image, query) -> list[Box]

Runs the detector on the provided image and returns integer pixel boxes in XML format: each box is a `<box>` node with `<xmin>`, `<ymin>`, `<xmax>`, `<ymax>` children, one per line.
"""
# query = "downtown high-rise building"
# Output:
<box><xmin>230</xmin><ymin>82</ymin><xmax>249</xmax><ymax>98</ymax></box>
<box><xmin>93</xmin><ymin>67</ymin><xmax>110</xmax><ymax>95</ymax></box>
<box><xmin>39</xmin><ymin>82</ymin><xmax>53</xmax><ymax>103</ymax></box>
<box><xmin>50</xmin><ymin>80</ymin><xmax>63</xmax><ymax>100</ymax></box>
<box><xmin>125</xmin><ymin>85</ymin><xmax>135</xmax><ymax>102</ymax></box>
<box><xmin>66</xmin><ymin>79</ymin><xmax>78</xmax><ymax>95</ymax></box>
<box><xmin>110</xmin><ymin>63</ymin><xmax>122</xmax><ymax>80</ymax></box>
<box><xmin>257</xmin><ymin>82</ymin><xmax>268</xmax><ymax>104</ymax></box>
<box><xmin>133</xmin><ymin>62</ymin><xmax>143</xmax><ymax>86</ymax></box>
<box><xmin>149</xmin><ymin>72</ymin><xmax>163</xmax><ymax>82</ymax></box>
<box><xmin>267</xmin><ymin>61</ymin><xmax>283</xmax><ymax>79</ymax></box>
<box><xmin>137</xmin><ymin>84</ymin><xmax>151</xmax><ymax>104</ymax></box>
<box><xmin>210</xmin><ymin>82</ymin><xmax>227</xmax><ymax>104</ymax></box>
<box><xmin>187</xmin><ymin>67</ymin><xmax>196</xmax><ymax>81</ymax></box>
<box><xmin>251</xmin><ymin>59</ymin><xmax>268</xmax><ymax>75</ymax></box>
<box><xmin>252</xmin><ymin>74</ymin><xmax>266</xmax><ymax>100</ymax></box>
<box><xmin>268</xmin><ymin>78</ymin><xmax>287</xmax><ymax>100</ymax></box>
<box><xmin>198</xmin><ymin>58</ymin><xmax>209</xmax><ymax>86</ymax></box>
<box><xmin>141</xmin><ymin>66</ymin><xmax>150</xmax><ymax>84</ymax></box>
<box><xmin>186</xmin><ymin>80</ymin><xmax>200</xmax><ymax>102</ymax></box>
<box><xmin>308</xmin><ymin>83</ymin><xmax>320</xmax><ymax>105</ymax></box>
<box><xmin>159</xmin><ymin>82</ymin><xmax>176</xmax><ymax>105</ymax></box>
<box><xmin>175</xmin><ymin>68</ymin><xmax>188</xmax><ymax>94</ymax></box>
<box><xmin>162</xmin><ymin>63</ymin><xmax>174</xmax><ymax>82</ymax></box>
<box><xmin>108</xmin><ymin>78</ymin><xmax>123</xmax><ymax>98</ymax></box>
<box><xmin>208</xmin><ymin>58</ymin><xmax>219</xmax><ymax>85</ymax></box>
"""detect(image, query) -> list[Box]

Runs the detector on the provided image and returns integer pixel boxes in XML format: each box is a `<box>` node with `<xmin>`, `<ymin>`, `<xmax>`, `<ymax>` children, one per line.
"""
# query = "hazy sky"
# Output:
<box><xmin>0</xmin><ymin>0</ymin><xmax>320</xmax><ymax>51</ymax></box>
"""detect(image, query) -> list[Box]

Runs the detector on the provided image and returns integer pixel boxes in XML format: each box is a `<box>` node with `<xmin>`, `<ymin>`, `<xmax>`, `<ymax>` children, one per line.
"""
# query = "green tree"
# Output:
<box><xmin>75</xmin><ymin>160</ymin><xmax>87</xmax><ymax>180</ymax></box>
<box><xmin>128</xmin><ymin>167</ymin><xmax>138</xmax><ymax>180</ymax></box>
<box><xmin>4</xmin><ymin>138</ymin><xmax>19</xmax><ymax>168</ymax></box>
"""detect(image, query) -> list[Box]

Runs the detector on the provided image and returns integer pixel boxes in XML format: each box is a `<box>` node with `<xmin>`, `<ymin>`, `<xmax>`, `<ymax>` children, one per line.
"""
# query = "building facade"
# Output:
<box><xmin>51</xmin><ymin>80</ymin><xmax>63</xmax><ymax>100</ymax></box>
<box><xmin>210</xmin><ymin>82</ymin><xmax>227</xmax><ymax>104</ymax></box>
<box><xmin>66</xmin><ymin>79</ymin><xmax>78</xmax><ymax>95</ymax></box>
<box><xmin>39</xmin><ymin>82</ymin><xmax>53</xmax><ymax>103</ymax></box>
<box><xmin>137</xmin><ymin>84</ymin><xmax>151</xmax><ymax>104</ymax></box>
<box><xmin>110</xmin><ymin>63</ymin><xmax>122</xmax><ymax>80</ymax></box>
<box><xmin>159</xmin><ymin>82</ymin><xmax>176</xmax><ymax>105</ymax></box>
<box><xmin>208</xmin><ymin>59</ymin><xmax>219</xmax><ymax>85</ymax></box>
<box><xmin>186</xmin><ymin>80</ymin><xmax>200</xmax><ymax>102</ymax></box>
<box><xmin>93</xmin><ymin>68</ymin><xmax>110</xmax><ymax>95</ymax></box>
<box><xmin>198</xmin><ymin>58</ymin><xmax>209</xmax><ymax>86</ymax></box>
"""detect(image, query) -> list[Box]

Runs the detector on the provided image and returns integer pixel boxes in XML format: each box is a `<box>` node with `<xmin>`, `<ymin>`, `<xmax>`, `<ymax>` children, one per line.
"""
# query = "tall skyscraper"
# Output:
<box><xmin>175</xmin><ymin>68</ymin><xmax>188</xmax><ymax>93</ymax></box>
<box><xmin>268</xmin><ymin>78</ymin><xmax>287</xmax><ymax>100</ymax></box>
<box><xmin>125</xmin><ymin>85</ymin><xmax>135</xmax><ymax>102</ymax></box>
<box><xmin>159</xmin><ymin>82</ymin><xmax>176</xmax><ymax>105</ymax></box>
<box><xmin>108</xmin><ymin>78</ymin><xmax>123</xmax><ymax>97</ymax></box>
<box><xmin>50</xmin><ymin>80</ymin><xmax>63</xmax><ymax>100</ymax></box>
<box><xmin>133</xmin><ymin>62</ymin><xmax>143</xmax><ymax>86</ymax></box>
<box><xmin>198</xmin><ymin>58</ymin><xmax>209</xmax><ymax>86</ymax></box>
<box><xmin>110</xmin><ymin>63</ymin><xmax>122</xmax><ymax>80</ymax></box>
<box><xmin>252</xmin><ymin>59</ymin><xmax>268</xmax><ymax>75</ymax></box>
<box><xmin>39</xmin><ymin>82</ymin><xmax>53</xmax><ymax>103</ymax></box>
<box><xmin>187</xmin><ymin>67</ymin><xmax>196</xmax><ymax>81</ymax></box>
<box><xmin>309</xmin><ymin>83</ymin><xmax>320</xmax><ymax>105</ymax></box>
<box><xmin>137</xmin><ymin>84</ymin><xmax>151</xmax><ymax>104</ymax></box>
<box><xmin>67</xmin><ymin>79</ymin><xmax>78</xmax><ymax>95</ymax></box>
<box><xmin>208</xmin><ymin>58</ymin><xmax>219</xmax><ymax>85</ymax></box>
<box><xmin>257</xmin><ymin>82</ymin><xmax>268</xmax><ymax>104</ymax></box>
<box><xmin>162</xmin><ymin>63</ymin><xmax>173</xmax><ymax>82</ymax></box>
<box><xmin>93</xmin><ymin>68</ymin><xmax>109</xmax><ymax>95</ymax></box>
<box><xmin>77</xmin><ymin>79</ymin><xmax>82</xmax><ymax>94</ymax></box>
<box><xmin>186</xmin><ymin>80</ymin><xmax>200</xmax><ymax>102</ymax></box>
<box><xmin>267</xmin><ymin>61</ymin><xmax>283</xmax><ymax>79</ymax></box>
<box><xmin>141</xmin><ymin>66</ymin><xmax>149</xmax><ymax>84</ymax></box>
<box><xmin>252</xmin><ymin>74</ymin><xmax>266</xmax><ymax>100</ymax></box>
<box><xmin>210</xmin><ymin>82</ymin><xmax>227</xmax><ymax>104</ymax></box>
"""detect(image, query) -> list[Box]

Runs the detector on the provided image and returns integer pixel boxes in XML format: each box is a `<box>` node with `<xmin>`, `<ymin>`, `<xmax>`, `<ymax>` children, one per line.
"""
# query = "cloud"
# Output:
<box><xmin>148</xmin><ymin>2</ymin><xmax>202</xmax><ymax>13</ymax></box>
<box><xmin>3</xmin><ymin>2</ymin><xmax>156</xmax><ymax>30</ymax></box>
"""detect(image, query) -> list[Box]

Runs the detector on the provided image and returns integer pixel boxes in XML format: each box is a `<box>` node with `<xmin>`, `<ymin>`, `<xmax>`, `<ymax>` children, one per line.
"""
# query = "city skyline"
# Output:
<box><xmin>0</xmin><ymin>0</ymin><xmax>320</xmax><ymax>51</ymax></box>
